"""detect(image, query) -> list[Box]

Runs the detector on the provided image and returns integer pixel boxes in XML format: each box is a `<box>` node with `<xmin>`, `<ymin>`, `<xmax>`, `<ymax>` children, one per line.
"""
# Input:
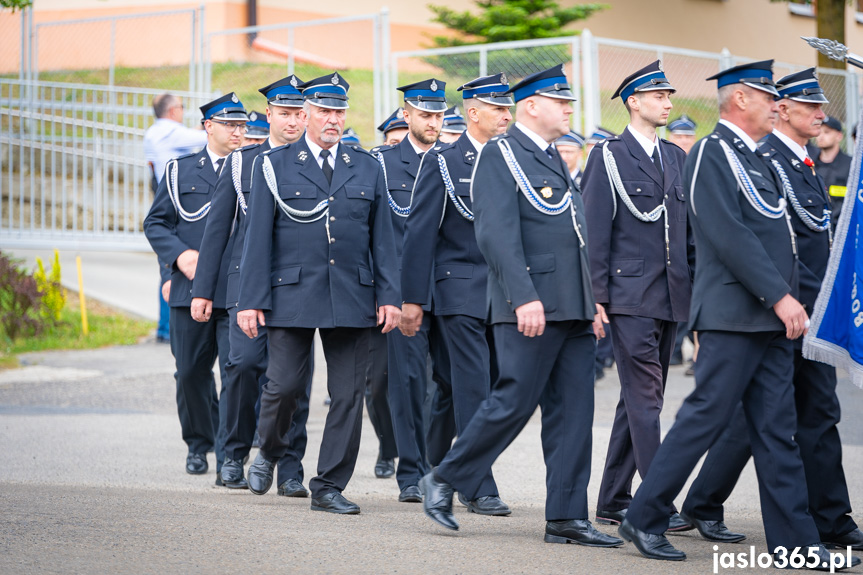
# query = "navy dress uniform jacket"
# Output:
<box><xmin>581</xmin><ymin>129</ymin><xmax>691</xmax><ymax>322</ymax></box>
<box><xmin>401</xmin><ymin>132</ymin><xmax>487</xmax><ymax>319</ymax></box>
<box><xmin>144</xmin><ymin>147</ymin><xmax>231</xmax><ymax>308</ymax></box>
<box><xmin>370</xmin><ymin>136</ymin><xmax>422</xmax><ymax>271</ymax></box>
<box><xmin>759</xmin><ymin>133</ymin><xmax>830</xmax><ymax>315</ymax></box>
<box><xmin>685</xmin><ymin>123</ymin><xmax>796</xmax><ymax>332</ymax></box>
<box><xmin>473</xmin><ymin>126</ymin><xmax>595</xmax><ymax>323</ymax></box>
<box><xmin>238</xmin><ymin>136</ymin><xmax>400</xmax><ymax>327</ymax></box>
<box><xmin>193</xmin><ymin>141</ymin><xmax>270</xmax><ymax>308</ymax></box>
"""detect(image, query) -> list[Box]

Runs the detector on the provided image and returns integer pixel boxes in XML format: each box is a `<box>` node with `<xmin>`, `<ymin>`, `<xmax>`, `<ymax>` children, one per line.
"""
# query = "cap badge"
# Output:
<box><xmin>298</xmin><ymin>150</ymin><xmax>308</xmax><ymax>162</ymax></box>
<box><xmin>658</xmin><ymin>61</ymin><xmax>664</xmax><ymax>72</ymax></box>
<box><xmin>231</xmin><ymin>94</ymin><xmax>239</xmax><ymax>103</ymax></box>
<box><xmin>430</xmin><ymin>80</ymin><xmax>438</xmax><ymax>92</ymax></box>
<box><xmin>560</xmin><ymin>64</ymin><xmax>566</xmax><ymax>75</ymax></box>
<box><xmin>500</xmin><ymin>73</ymin><xmax>507</xmax><ymax>85</ymax></box>
<box><xmin>290</xmin><ymin>76</ymin><xmax>298</xmax><ymax>87</ymax></box>
<box><xmin>250</xmin><ymin>112</ymin><xmax>257</xmax><ymax>121</ymax></box>
<box><xmin>540</xmin><ymin>186</ymin><xmax>553</xmax><ymax>199</ymax></box>
<box><xmin>331</xmin><ymin>73</ymin><xmax>340</xmax><ymax>85</ymax></box>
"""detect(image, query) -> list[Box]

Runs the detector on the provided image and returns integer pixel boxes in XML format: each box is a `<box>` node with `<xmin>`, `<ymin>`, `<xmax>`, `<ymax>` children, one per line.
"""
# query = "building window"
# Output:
<box><xmin>787</xmin><ymin>0</ymin><xmax>815</xmax><ymax>18</ymax></box>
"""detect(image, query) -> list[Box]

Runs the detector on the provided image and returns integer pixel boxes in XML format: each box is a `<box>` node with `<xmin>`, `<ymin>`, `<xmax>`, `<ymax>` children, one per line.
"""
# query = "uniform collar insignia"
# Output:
<box><xmin>791</xmin><ymin>158</ymin><xmax>800</xmax><ymax>166</ymax></box>
<box><xmin>198</xmin><ymin>157</ymin><xmax>206</xmax><ymax>166</ymax></box>
<box><xmin>298</xmin><ymin>150</ymin><xmax>308</xmax><ymax>162</ymax></box>
<box><xmin>465</xmin><ymin>149</ymin><xmax>475</xmax><ymax>158</ymax></box>
<box><xmin>342</xmin><ymin>152</ymin><xmax>351</xmax><ymax>164</ymax></box>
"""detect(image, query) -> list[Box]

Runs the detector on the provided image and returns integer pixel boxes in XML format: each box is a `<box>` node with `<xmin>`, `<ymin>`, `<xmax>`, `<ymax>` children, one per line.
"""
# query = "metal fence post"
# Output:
<box><xmin>479</xmin><ymin>46</ymin><xmax>487</xmax><ymax>77</ymax></box>
<box><xmin>189</xmin><ymin>9</ymin><xmax>196</xmax><ymax>93</ymax></box>
<box><xmin>380</xmin><ymin>7</ymin><xmax>391</xmax><ymax>144</ymax></box>
<box><xmin>581</xmin><ymin>29</ymin><xmax>597</xmax><ymax>136</ymax></box>
<box><xmin>846</xmin><ymin>70</ymin><xmax>859</xmax><ymax>153</ymax></box>
<box><xmin>571</xmin><ymin>36</ymin><xmax>581</xmax><ymax>133</ymax></box>
<box><xmin>109</xmin><ymin>19</ymin><xmax>116</xmax><ymax>86</ymax></box>
<box><xmin>288</xmin><ymin>28</ymin><xmax>295</xmax><ymax>75</ymax></box>
<box><xmin>201</xmin><ymin>4</ymin><xmax>208</xmax><ymax>95</ymax></box>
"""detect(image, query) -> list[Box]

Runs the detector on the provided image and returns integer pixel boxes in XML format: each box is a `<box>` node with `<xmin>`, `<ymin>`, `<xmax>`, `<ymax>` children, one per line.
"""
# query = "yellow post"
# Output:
<box><xmin>76</xmin><ymin>255</ymin><xmax>89</xmax><ymax>336</ymax></box>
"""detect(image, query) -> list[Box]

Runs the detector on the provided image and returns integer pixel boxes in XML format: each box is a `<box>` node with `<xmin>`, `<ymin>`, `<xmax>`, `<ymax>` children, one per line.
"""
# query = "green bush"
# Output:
<box><xmin>0</xmin><ymin>251</ymin><xmax>45</xmax><ymax>340</ymax></box>
<box><xmin>34</xmin><ymin>250</ymin><xmax>66</xmax><ymax>323</ymax></box>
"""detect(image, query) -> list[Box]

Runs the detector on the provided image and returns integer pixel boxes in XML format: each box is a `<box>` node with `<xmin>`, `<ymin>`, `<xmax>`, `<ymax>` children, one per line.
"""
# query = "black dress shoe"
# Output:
<box><xmin>420</xmin><ymin>471</ymin><xmax>458</xmax><ymax>531</ymax></box>
<box><xmin>618</xmin><ymin>518</ymin><xmax>686</xmax><ymax>561</ymax></box>
<box><xmin>186</xmin><ymin>453</ymin><xmax>208</xmax><ymax>475</ymax></box>
<box><xmin>374</xmin><ymin>457</ymin><xmax>395</xmax><ymax>479</ymax></box>
<box><xmin>399</xmin><ymin>485</ymin><xmax>422</xmax><ymax>503</ymax></box>
<box><xmin>596</xmin><ymin>508</ymin><xmax>627</xmax><ymax>526</ymax></box>
<box><xmin>220</xmin><ymin>458</ymin><xmax>249</xmax><ymax>489</ymax></box>
<box><xmin>215</xmin><ymin>473</ymin><xmax>224</xmax><ymax>487</ymax></box>
<box><xmin>680</xmin><ymin>512</ymin><xmax>745</xmax><ymax>543</ymax></box>
<box><xmin>247</xmin><ymin>453</ymin><xmax>275</xmax><ymax>495</ymax></box>
<box><xmin>824</xmin><ymin>528</ymin><xmax>863</xmax><ymax>551</ymax></box>
<box><xmin>277</xmin><ymin>478</ymin><xmax>309</xmax><ymax>498</ymax></box>
<box><xmin>467</xmin><ymin>495</ymin><xmax>512</xmax><ymax>516</ymax></box>
<box><xmin>545</xmin><ymin>519</ymin><xmax>624</xmax><ymax>547</ymax></box>
<box><xmin>311</xmin><ymin>492</ymin><xmax>360</xmax><ymax>514</ymax></box>
<box><xmin>666</xmin><ymin>512</ymin><xmax>695</xmax><ymax>533</ymax></box>
<box><xmin>457</xmin><ymin>492</ymin><xmax>468</xmax><ymax>507</ymax></box>
<box><xmin>773</xmin><ymin>543</ymin><xmax>860</xmax><ymax>571</ymax></box>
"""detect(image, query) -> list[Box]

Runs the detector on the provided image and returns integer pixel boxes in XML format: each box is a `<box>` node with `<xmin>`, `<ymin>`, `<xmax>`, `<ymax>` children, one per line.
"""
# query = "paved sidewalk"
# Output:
<box><xmin>1</xmin><ymin>340</ymin><xmax>861</xmax><ymax>574</ymax></box>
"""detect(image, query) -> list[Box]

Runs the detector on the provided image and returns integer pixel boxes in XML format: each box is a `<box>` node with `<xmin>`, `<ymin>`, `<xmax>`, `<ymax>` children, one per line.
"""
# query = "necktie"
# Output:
<box><xmin>320</xmin><ymin>149</ymin><xmax>333</xmax><ymax>185</ymax></box>
<box><xmin>214</xmin><ymin>158</ymin><xmax>224</xmax><ymax>173</ymax></box>
<box><xmin>546</xmin><ymin>146</ymin><xmax>559</xmax><ymax>161</ymax></box>
<box><xmin>652</xmin><ymin>146</ymin><xmax>664</xmax><ymax>180</ymax></box>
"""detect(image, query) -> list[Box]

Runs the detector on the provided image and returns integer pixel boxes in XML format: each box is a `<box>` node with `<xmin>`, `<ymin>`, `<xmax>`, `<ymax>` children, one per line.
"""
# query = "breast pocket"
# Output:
<box><xmin>454</xmin><ymin>182</ymin><xmax>471</xmax><ymax>198</ymax></box>
<box><xmin>674</xmin><ymin>184</ymin><xmax>686</xmax><ymax>221</ymax></box>
<box><xmin>434</xmin><ymin>264</ymin><xmax>473</xmax><ymax>309</ymax></box>
<box><xmin>527</xmin><ymin>175</ymin><xmax>564</xmax><ymax>200</ymax></box>
<box><xmin>795</xmin><ymin>187</ymin><xmax>829</xmax><ymax>218</ymax></box>
<box><xmin>622</xmin><ymin>179</ymin><xmax>655</xmax><ymax>198</ymax></box>
<box><xmin>388</xmin><ymin>179</ymin><xmax>413</xmax><ymax>209</ymax></box>
<box><xmin>278</xmin><ymin>184</ymin><xmax>319</xmax><ymax>211</ymax></box>
<box><xmin>345</xmin><ymin>185</ymin><xmax>374</xmax><ymax>221</ymax></box>
<box><xmin>178</xmin><ymin>183</ymin><xmax>212</xmax><ymax>212</ymax></box>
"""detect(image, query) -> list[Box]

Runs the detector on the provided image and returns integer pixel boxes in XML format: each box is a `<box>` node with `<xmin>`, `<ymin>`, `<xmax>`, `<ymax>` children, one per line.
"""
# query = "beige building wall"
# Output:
<box><xmin>4</xmin><ymin>0</ymin><xmax>863</xmax><ymax>74</ymax></box>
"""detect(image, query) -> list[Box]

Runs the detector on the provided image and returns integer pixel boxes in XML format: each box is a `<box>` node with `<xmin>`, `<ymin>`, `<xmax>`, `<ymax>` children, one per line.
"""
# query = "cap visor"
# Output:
<box><xmin>790</xmin><ymin>94</ymin><xmax>829</xmax><ymax>104</ymax></box>
<box><xmin>744</xmin><ymin>82</ymin><xmax>780</xmax><ymax>97</ymax></box>
<box><xmin>477</xmin><ymin>95</ymin><xmax>515</xmax><ymax>107</ymax></box>
<box><xmin>307</xmin><ymin>99</ymin><xmax>349</xmax><ymax>110</ymax></box>
<box><xmin>212</xmin><ymin>111</ymin><xmax>250</xmax><ymax>121</ymax></box>
<box><xmin>406</xmin><ymin>100</ymin><xmax>448</xmax><ymax>112</ymax></box>
<box><xmin>540</xmin><ymin>89</ymin><xmax>577</xmax><ymax>101</ymax></box>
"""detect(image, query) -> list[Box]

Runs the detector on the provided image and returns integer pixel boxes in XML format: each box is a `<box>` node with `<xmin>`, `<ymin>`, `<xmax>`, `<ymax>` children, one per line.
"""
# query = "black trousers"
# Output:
<box><xmin>436</xmin><ymin>314</ymin><xmax>499</xmax><ymax>498</ymax></box>
<box><xmin>387</xmin><ymin>315</ymin><xmax>450</xmax><ymax>490</ymax></box>
<box><xmin>682</xmin><ymin>349</ymin><xmax>857</xmax><ymax>540</ymax></box>
<box><xmin>437</xmin><ymin>320</ymin><xmax>596</xmax><ymax>520</ymax></box>
<box><xmin>626</xmin><ymin>331</ymin><xmax>820</xmax><ymax>551</ymax></box>
<box><xmin>597</xmin><ymin>315</ymin><xmax>676</xmax><ymax>511</ymax></box>
<box><xmin>366</xmin><ymin>325</ymin><xmax>398</xmax><ymax>460</ymax></box>
<box><xmin>260</xmin><ymin>326</ymin><xmax>369</xmax><ymax>497</ymax></box>
<box><xmin>221</xmin><ymin>308</ymin><xmax>312</xmax><ymax>483</ymax></box>
<box><xmin>169</xmin><ymin>306</ymin><xmax>229</xmax><ymax>467</ymax></box>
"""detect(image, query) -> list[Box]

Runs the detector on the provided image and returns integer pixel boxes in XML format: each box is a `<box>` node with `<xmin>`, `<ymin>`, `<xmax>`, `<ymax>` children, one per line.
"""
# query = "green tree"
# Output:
<box><xmin>771</xmin><ymin>0</ymin><xmax>847</xmax><ymax>69</ymax></box>
<box><xmin>0</xmin><ymin>0</ymin><xmax>33</xmax><ymax>12</ymax></box>
<box><xmin>428</xmin><ymin>0</ymin><xmax>607</xmax><ymax>47</ymax></box>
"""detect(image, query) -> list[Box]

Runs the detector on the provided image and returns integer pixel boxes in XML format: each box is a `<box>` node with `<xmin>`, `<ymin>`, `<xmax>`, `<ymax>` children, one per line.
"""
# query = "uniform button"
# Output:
<box><xmin>664</xmin><ymin>194</ymin><xmax>668</xmax><ymax>199</ymax></box>
<box><xmin>636</xmin><ymin>188</ymin><xmax>641</xmax><ymax>192</ymax></box>
<box><xmin>330</xmin><ymin>216</ymin><xmax>336</xmax><ymax>222</ymax></box>
<box><xmin>526</xmin><ymin>266</ymin><xmax>530</xmax><ymax>271</ymax></box>
<box><xmin>616</xmin><ymin>269</ymin><xmax>621</xmax><ymax>274</ymax></box>
<box><xmin>360</xmin><ymin>191</ymin><xmax>365</xmax><ymax>196</ymax></box>
<box><xmin>278</xmin><ymin>277</ymin><xmax>281</xmax><ymax>282</ymax></box>
<box><xmin>191</xmin><ymin>186</ymin><xmax>196</xmax><ymax>191</ymax></box>
<box><xmin>760</xmin><ymin>297</ymin><xmax>765</xmax><ymax>302</ymax></box>
<box><xmin>808</xmin><ymin>199</ymin><xmax>812</xmax><ymax>204</ymax></box>
<box><xmin>329</xmin><ymin>196</ymin><xmax>334</xmax><ymax>201</ymax></box>
<box><xmin>295</xmin><ymin>191</ymin><xmax>301</xmax><ymax>196</ymax></box>
<box><xmin>401</xmin><ymin>184</ymin><xmax>406</xmax><ymax>188</ymax></box>
<box><xmin>330</xmin><ymin>259</ymin><xmax>335</xmax><ymax>265</ymax></box>
<box><xmin>235</xmin><ymin>265</ymin><xmax>239</xmax><ymax>270</ymax></box>
<box><xmin>446</xmin><ymin>271</ymin><xmax>451</xmax><ymax>275</ymax></box>
<box><xmin>330</xmin><ymin>238</ymin><xmax>335</xmax><ymax>244</ymax></box>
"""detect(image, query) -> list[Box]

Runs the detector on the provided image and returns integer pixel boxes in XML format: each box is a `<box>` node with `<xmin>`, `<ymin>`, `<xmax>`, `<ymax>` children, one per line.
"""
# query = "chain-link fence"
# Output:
<box><xmin>391</xmin><ymin>37</ymin><xmax>581</xmax><ymax>132</ymax></box>
<box><xmin>0</xmin><ymin>9</ymin><xmax>25</xmax><ymax>78</ymax></box>
<box><xmin>205</xmin><ymin>12</ymin><xmax>390</xmax><ymax>147</ymax></box>
<box><xmin>30</xmin><ymin>7</ymin><xmax>203</xmax><ymax>92</ymax></box>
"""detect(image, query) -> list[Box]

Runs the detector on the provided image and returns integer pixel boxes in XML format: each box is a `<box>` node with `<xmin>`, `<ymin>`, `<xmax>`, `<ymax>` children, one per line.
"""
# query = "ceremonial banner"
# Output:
<box><xmin>803</xmin><ymin>117</ymin><xmax>863</xmax><ymax>388</ymax></box>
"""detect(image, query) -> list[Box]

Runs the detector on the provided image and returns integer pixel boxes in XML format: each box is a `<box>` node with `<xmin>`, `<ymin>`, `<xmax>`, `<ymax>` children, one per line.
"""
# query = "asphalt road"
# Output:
<box><xmin>1</xmin><ymin>339</ymin><xmax>861</xmax><ymax>574</ymax></box>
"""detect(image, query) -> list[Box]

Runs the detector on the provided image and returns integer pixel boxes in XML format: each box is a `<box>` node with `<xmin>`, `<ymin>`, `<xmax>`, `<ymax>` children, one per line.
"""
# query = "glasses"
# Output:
<box><xmin>210</xmin><ymin>120</ymin><xmax>248</xmax><ymax>133</ymax></box>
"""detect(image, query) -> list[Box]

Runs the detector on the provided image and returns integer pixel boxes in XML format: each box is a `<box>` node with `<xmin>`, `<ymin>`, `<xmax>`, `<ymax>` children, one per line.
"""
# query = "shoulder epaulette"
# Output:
<box><xmin>264</xmin><ymin>143</ymin><xmax>290</xmax><ymax>156</ymax></box>
<box><xmin>238</xmin><ymin>143</ymin><xmax>261</xmax><ymax>153</ymax></box>
<box><xmin>370</xmin><ymin>144</ymin><xmax>396</xmax><ymax>154</ymax></box>
<box><xmin>173</xmin><ymin>151</ymin><xmax>197</xmax><ymax>162</ymax></box>
<box><xmin>349</xmin><ymin>144</ymin><xmax>374</xmax><ymax>158</ymax></box>
<box><xmin>660</xmin><ymin>138</ymin><xmax>685</xmax><ymax>153</ymax></box>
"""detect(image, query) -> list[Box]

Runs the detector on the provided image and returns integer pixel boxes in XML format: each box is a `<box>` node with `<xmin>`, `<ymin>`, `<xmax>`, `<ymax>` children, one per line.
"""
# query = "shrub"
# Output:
<box><xmin>34</xmin><ymin>250</ymin><xmax>66</xmax><ymax>323</ymax></box>
<box><xmin>0</xmin><ymin>251</ymin><xmax>45</xmax><ymax>340</ymax></box>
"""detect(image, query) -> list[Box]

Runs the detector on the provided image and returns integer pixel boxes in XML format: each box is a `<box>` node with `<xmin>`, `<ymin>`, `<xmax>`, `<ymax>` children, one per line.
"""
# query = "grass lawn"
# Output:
<box><xmin>0</xmin><ymin>291</ymin><xmax>155</xmax><ymax>370</ymax></box>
